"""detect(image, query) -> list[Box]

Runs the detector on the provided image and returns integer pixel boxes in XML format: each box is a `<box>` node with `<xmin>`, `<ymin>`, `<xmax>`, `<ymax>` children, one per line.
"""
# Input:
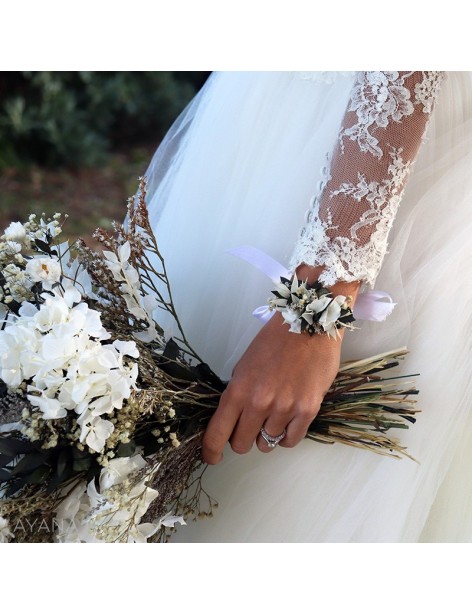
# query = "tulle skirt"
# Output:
<box><xmin>141</xmin><ymin>71</ymin><xmax>472</xmax><ymax>542</ymax></box>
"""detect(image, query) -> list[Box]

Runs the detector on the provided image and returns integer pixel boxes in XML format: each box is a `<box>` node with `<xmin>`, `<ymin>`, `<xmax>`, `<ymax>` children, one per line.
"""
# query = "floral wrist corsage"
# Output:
<box><xmin>268</xmin><ymin>275</ymin><xmax>356</xmax><ymax>339</ymax></box>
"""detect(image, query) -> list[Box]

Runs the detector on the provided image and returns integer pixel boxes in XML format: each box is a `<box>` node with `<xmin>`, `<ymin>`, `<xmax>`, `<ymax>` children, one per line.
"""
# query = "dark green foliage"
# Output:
<box><xmin>0</xmin><ymin>71</ymin><xmax>210</xmax><ymax>170</ymax></box>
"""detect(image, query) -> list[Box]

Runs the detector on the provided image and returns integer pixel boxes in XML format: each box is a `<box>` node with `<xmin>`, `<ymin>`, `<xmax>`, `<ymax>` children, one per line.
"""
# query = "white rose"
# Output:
<box><xmin>3</xmin><ymin>221</ymin><xmax>26</xmax><ymax>243</ymax></box>
<box><xmin>25</xmin><ymin>257</ymin><xmax>62</xmax><ymax>286</ymax></box>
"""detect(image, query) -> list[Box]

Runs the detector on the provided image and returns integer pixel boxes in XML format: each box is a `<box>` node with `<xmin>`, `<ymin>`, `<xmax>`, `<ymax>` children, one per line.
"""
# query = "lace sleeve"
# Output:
<box><xmin>289</xmin><ymin>71</ymin><xmax>445</xmax><ymax>288</ymax></box>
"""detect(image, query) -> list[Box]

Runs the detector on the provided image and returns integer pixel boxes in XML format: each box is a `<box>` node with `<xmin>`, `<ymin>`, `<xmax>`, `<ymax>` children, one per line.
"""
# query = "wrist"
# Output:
<box><xmin>269</xmin><ymin>268</ymin><xmax>356</xmax><ymax>339</ymax></box>
<box><xmin>295</xmin><ymin>264</ymin><xmax>361</xmax><ymax>304</ymax></box>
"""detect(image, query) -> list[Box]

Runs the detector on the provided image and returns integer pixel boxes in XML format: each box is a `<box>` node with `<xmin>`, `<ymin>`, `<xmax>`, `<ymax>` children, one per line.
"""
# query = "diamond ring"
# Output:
<box><xmin>259</xmin><ymin>426</ymin><xmax>287</xmax><ymax>448</ymax></box>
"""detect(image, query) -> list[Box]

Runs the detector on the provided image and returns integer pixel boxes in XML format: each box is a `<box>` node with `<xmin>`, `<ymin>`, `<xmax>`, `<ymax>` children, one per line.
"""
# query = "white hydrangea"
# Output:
<box><xmin>0</xmin><ymin>291</ymin><xmax>139</xmax><ymax>452</ymax></box>
<box><xmin>54</xmin><ymin>455</ymin><xmax>173</xmax><ymax>543</ymax></box>
<box><xmin>3</xmin><ymin>221</ymin><xmax>27</xmax><ymax>243</ymax></box>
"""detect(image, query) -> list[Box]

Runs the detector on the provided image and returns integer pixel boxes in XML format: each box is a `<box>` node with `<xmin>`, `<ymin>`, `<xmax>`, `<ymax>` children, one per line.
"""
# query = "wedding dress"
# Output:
<box><xmin>141</xmin><ymin>71</ymin><xmax>472</xmax><ymax>542</ymax></box>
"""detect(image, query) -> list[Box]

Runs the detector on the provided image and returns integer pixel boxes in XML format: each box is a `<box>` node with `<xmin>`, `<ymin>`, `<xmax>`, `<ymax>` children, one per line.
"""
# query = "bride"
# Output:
<box><xmin>140</xmin><ymin>71</ymin><xmax>472</xmax><ymax>542</ymax></box>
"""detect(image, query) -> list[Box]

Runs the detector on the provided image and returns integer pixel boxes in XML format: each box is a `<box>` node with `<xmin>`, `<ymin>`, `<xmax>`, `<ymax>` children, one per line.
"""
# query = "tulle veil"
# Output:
<box><xmin>137</xmin><ymin>72</ymin><xmax>472</xmax><ymax>542</ymax></box>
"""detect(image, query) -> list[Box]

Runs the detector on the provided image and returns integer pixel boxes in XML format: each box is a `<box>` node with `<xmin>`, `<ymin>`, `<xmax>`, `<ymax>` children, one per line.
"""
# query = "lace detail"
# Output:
<box><xmin>290</xmin><ymin>71</ymin><xmax>445</xmax><ymax>288</ymax></box>
<box><xmin>414</xmin><ymin>71</ymin><xmax>444</xmax><ymax>113</ymax></box>
<box><xmin>330</xmin><ymin>148</ymin><xmax>411</xmax><ymax>241</ymax></box>
<box><xmin>339</xmin><ymin>72</ymin><xmax>415</xmax><ymax>159</ymax></box>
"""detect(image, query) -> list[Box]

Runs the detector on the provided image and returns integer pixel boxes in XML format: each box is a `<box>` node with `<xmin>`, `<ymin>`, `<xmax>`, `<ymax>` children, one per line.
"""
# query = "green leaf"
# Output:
<box><xmin>72</xmin><ymin>457</ymin><xmax>92</xmax><ymax>473</ymax></box>
<box><xmin>56</xmin><ymin>447</ymin><xmax>70</xmax><ymax>479</ymax></box>
<box><xmin>27</xmin><ymin>465</ymin><xmax>50</xmax><ymax>484</ymax></box>
<box><xmin>0</xmin><ymin>468</ymin><xmax>12</xmax><ymax>481</ymax></box>
<box><xmin>191</xmin><ymin>362</ymin><xmax>226</xmax><ymax>391</ymax></box>
<box><xmin>71</xmin><ymin>446</ymin><xmax>90</xmax><ymax>460</ymax></box>
<box><xmin>34</xmin><ymin>238</ymin><xmax>51</xmax><ymax>254</ymax></box>
<box><xmin>116</xmin><ymin>440</ymin><xmax>137</xmax><ymax>458</ymax></box>
<box><xmin>0</xmin><ymin>453</ymin><xmax>14</xmax><ymax>468</ymax></box>
<box><xmin>135</xmin><ymin>434</ymin><xmax>160</xmax><ymax>456</ymax></box>
<box><xmin>45</xmin><ymin>466</ymin><xmax>73</xmax><ymax>495</ymax></box>
<box><xmin>5</xmin><ymin>476</ymin><xmax>30</xmax><ymax>497</ymax></box>
<box><xmin>11</xmin><ymin>452</ymin><xmax>50</xmax><ymax>476</ymax></box>
<box><xmin>0</xmin><ymin>437</ymin><xmax>36</xmax><ymax>457</ymax></box>
<box><xmin>85</xmin><ymin>463</ymin><xmax>101</xmax><ymax>483</ymax></box>
<box><xmin>45</xmin><ymin>447</ymin><xmax>72</xmax><ymax>494</ymax></box>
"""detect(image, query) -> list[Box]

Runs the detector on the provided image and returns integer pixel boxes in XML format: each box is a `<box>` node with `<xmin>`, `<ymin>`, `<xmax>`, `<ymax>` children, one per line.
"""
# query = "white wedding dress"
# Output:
<box><xmin>140</xmin><ymin>71</ymin><xmax>472</xmax><ymax>542</ymax></box>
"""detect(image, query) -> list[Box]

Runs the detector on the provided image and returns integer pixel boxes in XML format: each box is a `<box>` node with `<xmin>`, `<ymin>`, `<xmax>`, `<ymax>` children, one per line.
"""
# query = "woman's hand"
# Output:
<box><xmin>202</xmin><ymin>265</ymin><xmax>360</xmax><ymax>465</ymax></box>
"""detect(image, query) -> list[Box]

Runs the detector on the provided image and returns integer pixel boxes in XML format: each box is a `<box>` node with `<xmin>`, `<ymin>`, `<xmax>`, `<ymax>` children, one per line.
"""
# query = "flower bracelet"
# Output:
<box><xmin>268</xmin><ymin>274</ymin><xmax>356</xmax><ymax>339</ymax></box>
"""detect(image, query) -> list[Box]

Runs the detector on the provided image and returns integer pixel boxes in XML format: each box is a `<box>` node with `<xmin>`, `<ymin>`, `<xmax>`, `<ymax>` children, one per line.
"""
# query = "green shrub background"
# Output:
<box><xmin>0</xmin><ymin>71</ymin><xmax>210</xmax><ymax>244</ymax></box>
<box><xmin>0</xmin><ymin>71</ymin><xmax>210</xmax><ymax>170</ymax></box>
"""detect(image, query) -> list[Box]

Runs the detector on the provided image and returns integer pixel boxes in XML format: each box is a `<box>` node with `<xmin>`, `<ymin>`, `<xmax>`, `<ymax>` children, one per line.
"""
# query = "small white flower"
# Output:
<box><xmin>112</xmin><ymin>339</ymin><xmax>140</xmax><ymax>359</ymax></box>
<box><xmin>99</xmin><ymin>455</ymin><xmax>148</xmax><ymax>491</ymax></box>
<box><xmin>27</xmin><ymin>393</ymin><xmax>67</xmax><ymax>419</ymax></box>
<box><xmin>282</xmin><ymin>310</ymin><xmax>302</xmax><ymax>334</ymax></box>
<box><xmin>3</xmin><ymin>221</ymin><xmax>27</xmax><ymax>243</ymax></box>
<box><xmin>0</xmin><ymin>515</ymin><xmax>13</xmax><ymax>543</ymax></box>
<box><xmin>77</xmin><ymin>411</ymin><xmax>115</xmax><ymax>453</ymax></box>
<box><xmin>4</xmin><ymin>241</ymin><xmax>22</xmax><ymax>255</ymax></box>
<box><xmin>302</xmin><ymin>296</ymin><xmax>332</xmax><ymax>326</ymax></box>
<box><xmin>25</xmin><ymin>257</ymin><xmax>62</xmax><ymax>286</ymax></box>
<box><xmin>272</xmin><ymin>281</ymin><xmax>291</xmax><ymax>299</ymax></box>
<box><xmin>54</xmin><ymin>480</ymin><xmax>88</xmax><ymax>543</ymax></box>
<box><xmin>159</xmin><ymin>513</ymin><xmax>186</xmax><ymax>529</ymax></box>
<box><xmin>318</xmin><ymin>295</ymin><xmax>346</xmax><ymax>338</ymax></box>
<box><xmin>281</xmin><ymin>308</ymin><xmax>300</xmax><ymax>327</ymax></box>
<box><xmin>129</xmin><ymin>522</ymin><xmax>160</xmax><ymax>543</ymax></box>
<box><xmin>32</xmin><ymin>295</ymin><xmax>70</xmax><ymax>332</ymax></box>
<box><xmin>58</xmin><ymin>244</ymin><xmax>97</xmax><ymax>301</ymax></box>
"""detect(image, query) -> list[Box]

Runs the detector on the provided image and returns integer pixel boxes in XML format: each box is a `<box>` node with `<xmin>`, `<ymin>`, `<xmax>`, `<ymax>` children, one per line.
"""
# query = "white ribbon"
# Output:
<box><xmin>226</xmin><ymin>245</ymin><xmax>396</xmax><ymax>324</ymax></box>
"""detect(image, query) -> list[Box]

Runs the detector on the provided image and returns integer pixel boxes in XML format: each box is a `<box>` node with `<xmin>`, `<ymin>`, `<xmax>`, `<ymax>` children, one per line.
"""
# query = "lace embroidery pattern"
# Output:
<box><xmin>414</xmin><ymin>72</ymin><xmax>444</xmax><ymax>113</ymax></box>
<box><xmin>290</xmin><ymin>71</ymin><xmax>445</xmax><ymax>287</ymax></box>
<box><xmin>330</xmin><ymin>148</ymin><xmax>412</xmax><ymax>241</ymax></box>
<box><xmin>339</xmin><ymin>71</ymin><xmax>444</xmax><ymax>159</ymax></box>
<box><xmin>339</xmin><ymin>71</ymin><xmax>415</xmax><ymax>159</ymax></box>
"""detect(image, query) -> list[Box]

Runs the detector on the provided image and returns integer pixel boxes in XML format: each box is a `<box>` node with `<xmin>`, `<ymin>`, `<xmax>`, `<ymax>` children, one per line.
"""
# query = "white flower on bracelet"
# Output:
<box><xmin>268</xmin><ymin>275</ymin><xmax>355</xmax><ymax>339</ymax></box>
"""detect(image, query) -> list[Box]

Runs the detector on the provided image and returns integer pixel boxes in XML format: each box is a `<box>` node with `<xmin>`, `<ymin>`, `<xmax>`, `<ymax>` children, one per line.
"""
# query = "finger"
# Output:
<box><xmin>202</xmin><ymin>388</ymin><xmax>242</xmax><ymax>465</ymax></box>
<box><xmin>257</xmin><ymin>406</ymin><xmax>293</xmax><ymax>453</ymax></box>
<box><xmin>229</xmin><ymin>408</ymin><xmax>267</xmax><ymax>455</ymax></box>
<box><xmin>278</xmin><ymin>407</ymin><xmax>319</xmax><ymax>449</ymax></box>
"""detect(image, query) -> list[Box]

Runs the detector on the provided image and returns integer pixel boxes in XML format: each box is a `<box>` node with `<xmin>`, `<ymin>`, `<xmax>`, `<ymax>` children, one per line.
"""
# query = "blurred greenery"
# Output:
<box><xmin>0</xmin><ymin>71</ymin><xmax>210</xmax><ymax>170</ymax></box>
<box><xmin>0</xmin><ymin>71</ymin><xmax>210</xmax><ymax>246</ymax></box>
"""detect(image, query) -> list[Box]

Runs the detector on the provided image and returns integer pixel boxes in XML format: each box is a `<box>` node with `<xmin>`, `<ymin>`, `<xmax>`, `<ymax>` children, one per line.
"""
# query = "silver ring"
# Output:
<box><xmin>260</xmin><ymin>426</ymin><xmax>287</xmax><ymax>448</ymax></box>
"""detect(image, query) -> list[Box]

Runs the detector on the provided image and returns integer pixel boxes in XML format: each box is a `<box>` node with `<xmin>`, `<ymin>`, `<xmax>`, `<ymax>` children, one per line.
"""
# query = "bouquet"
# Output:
<box><xmin>0</xmin><ymin>178</ymin><xmax>419</xmax><ymax>543</ymax></box>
